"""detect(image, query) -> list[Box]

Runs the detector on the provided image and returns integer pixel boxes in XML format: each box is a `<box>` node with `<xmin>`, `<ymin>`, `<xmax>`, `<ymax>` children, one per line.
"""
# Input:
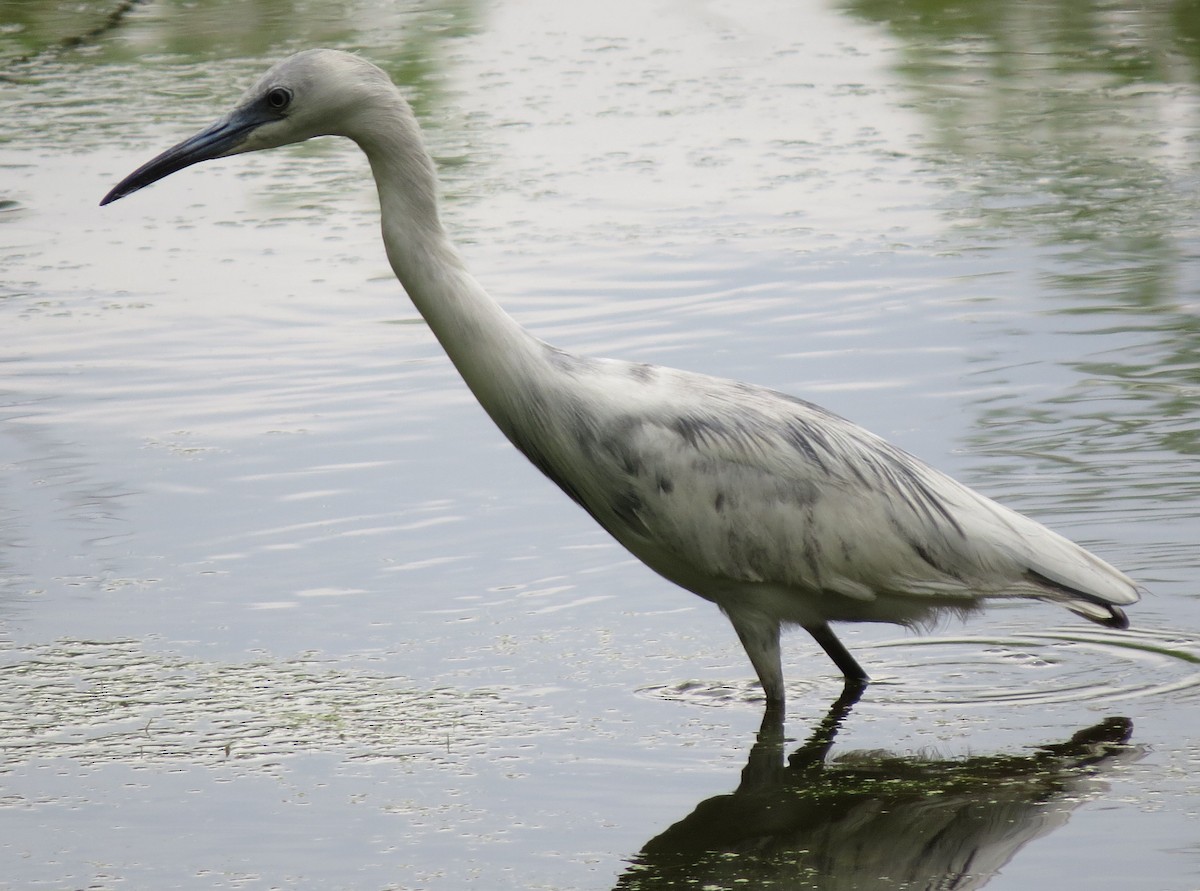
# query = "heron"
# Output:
<box><xmin>101</xmin><ymin>49</ymin><xmax>1140</xmax><ymax>708</ymax></box>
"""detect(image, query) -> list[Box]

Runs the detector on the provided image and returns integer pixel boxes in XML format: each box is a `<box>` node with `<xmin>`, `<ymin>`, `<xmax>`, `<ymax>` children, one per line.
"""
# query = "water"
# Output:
<box><xmin>2</xmin><ymin>0</ymin><xmax>1198</xmax><ymax>888</ymax></box>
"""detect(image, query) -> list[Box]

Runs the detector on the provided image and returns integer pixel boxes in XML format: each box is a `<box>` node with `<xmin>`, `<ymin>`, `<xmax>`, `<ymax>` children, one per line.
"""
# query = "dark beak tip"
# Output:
<box><xmin>99</xmin><ymin>186</ymin><xmax>130</xmax><ymax>207</ymax></box>
<box><xmin>101</xmin><ymin>178</ymin><xmax>141</xmax><ymax>207</ymax></box>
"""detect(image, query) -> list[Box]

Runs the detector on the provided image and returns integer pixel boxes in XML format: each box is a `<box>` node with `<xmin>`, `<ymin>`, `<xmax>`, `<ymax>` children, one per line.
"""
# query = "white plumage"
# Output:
<box><xmin>102</xmin><ymin>50</ymin><xmax>1140</xmax><ymax>707</ymax></box>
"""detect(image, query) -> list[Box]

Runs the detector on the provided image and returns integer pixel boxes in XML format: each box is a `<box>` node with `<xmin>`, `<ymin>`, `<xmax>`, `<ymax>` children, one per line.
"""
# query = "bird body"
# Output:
<box><xmin>102</xmin><ymin>49</ymin><xmax>1139</xmax><ymax>706</ymax></box>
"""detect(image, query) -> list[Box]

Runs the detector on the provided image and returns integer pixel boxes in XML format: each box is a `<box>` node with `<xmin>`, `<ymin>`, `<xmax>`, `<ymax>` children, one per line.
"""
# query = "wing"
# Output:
<box><xmin>514</xmin><ymin>359</ymin><xmax>1138</xmax><ymax>618</ymax></box>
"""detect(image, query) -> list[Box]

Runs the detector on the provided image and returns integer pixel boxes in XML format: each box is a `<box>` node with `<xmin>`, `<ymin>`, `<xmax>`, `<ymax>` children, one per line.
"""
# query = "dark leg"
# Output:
<box><xmin>807</xmin><ymin>622</ymin><xmax>870</xmax><ymax>683</ymax></box>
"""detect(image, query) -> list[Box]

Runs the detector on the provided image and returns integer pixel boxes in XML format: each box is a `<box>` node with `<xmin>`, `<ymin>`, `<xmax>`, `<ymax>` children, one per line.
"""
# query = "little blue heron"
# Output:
<box><xmin>102</xmin><ymin>49</ymin><xmax>1139</xmax><ymax>707</ymax></box>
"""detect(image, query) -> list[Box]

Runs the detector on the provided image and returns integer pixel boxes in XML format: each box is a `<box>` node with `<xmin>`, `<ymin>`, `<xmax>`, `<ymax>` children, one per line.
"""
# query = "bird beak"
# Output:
<box><xmin>100</xmin><ymin>105</ymin><xmax>270</xmax><ymax>206</ymax></box>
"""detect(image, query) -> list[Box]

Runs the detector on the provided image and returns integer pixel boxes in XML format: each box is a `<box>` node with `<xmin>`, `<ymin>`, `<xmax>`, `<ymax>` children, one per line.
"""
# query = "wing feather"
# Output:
<box><xmin>531</xmin><ymin>362</ymin><xmax>1138</xmax><ymax>616</ymax></box>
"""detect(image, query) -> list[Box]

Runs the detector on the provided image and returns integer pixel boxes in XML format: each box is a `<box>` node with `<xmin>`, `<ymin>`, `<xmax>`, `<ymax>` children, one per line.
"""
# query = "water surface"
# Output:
<box><xmin>2</xmin><ymin>1</ymin><xmax>1199</xmax><ymax>888</ymax></box>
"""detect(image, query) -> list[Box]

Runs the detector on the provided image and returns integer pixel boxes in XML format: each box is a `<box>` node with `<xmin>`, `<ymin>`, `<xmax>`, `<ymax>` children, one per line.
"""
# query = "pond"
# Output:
<box><xmin>2</xmin><ymin>0</ymin><xmax>1198</xmax><ymax>888</ymax></box>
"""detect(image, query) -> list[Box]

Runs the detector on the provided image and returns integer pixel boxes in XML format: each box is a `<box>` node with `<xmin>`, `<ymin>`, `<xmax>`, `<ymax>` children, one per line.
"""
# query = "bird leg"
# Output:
<box><xmin>727</xmin><ymin>610</ymin><xmax>784</xmax><ymax>705</ymax></box>
<box><xmin>807</xmin><ymin>622</ymin><xmax>870</xmax><ymax>683</ymax></box>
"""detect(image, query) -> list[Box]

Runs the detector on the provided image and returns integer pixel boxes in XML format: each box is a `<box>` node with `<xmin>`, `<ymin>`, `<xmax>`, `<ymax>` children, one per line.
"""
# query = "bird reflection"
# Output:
<box><xmin>617</xmin><ymin>686</ymin><xmax>1136</xmax><ymax>890</ymax></box>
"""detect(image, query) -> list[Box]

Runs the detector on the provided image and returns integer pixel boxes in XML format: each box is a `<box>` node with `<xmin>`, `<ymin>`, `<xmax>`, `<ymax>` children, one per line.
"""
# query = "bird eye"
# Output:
<box><xmin>265</xmin><ymin>87</ymin><xmax>292</xmax><ymax>111</ymax></box>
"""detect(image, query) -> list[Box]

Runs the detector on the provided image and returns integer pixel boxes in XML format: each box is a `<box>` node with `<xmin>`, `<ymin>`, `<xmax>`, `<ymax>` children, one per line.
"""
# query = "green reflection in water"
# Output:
<box><xmin>845</xmin><ymin>0</ymin><xmax>1200</xmax><ymax>279</ymax></box>
<box><xmin>0</xmin><ymin>0</ymin><xmax>142</xmax><ymax>62</ymax></box>
<box><xmin>0</xmin><ymin>0</ymin><xmax>483</xmax><ymax>122</ymax></box>
<box><xmin>841</xmin><ymin>0</ymin><xmax>1200</xmax><ymax>513</ymax></box>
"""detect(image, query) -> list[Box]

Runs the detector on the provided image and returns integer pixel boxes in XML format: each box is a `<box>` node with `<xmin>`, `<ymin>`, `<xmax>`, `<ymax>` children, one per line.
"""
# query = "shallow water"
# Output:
<box><xmin>2</xmin><ymin>0</ymin><xmax>1199</xmax><ymax>888</ymax></box>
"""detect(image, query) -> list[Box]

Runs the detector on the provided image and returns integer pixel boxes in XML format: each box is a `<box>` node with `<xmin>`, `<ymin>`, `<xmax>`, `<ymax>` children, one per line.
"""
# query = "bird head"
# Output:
<box><xmin>100</xmin><ymin>49</ymin><xmax>400</xmax><ymax>206</ymax></box>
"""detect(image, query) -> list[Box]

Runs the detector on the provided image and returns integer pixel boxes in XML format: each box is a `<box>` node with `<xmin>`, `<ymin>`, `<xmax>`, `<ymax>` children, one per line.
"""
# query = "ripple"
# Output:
<box><xmin>866</xmin><ymin>626</ymin><xmax>1200</xmax><ymax>706</ymax></box>
<box><xmin>639</xmin><ymin>677</ymin><xmax>822</xmax><ymax>707</ymax></box>
<box><xmin>639</xmin><ymin>627</ymin><xmax>1200</xmax><ymax>709</ymax></box>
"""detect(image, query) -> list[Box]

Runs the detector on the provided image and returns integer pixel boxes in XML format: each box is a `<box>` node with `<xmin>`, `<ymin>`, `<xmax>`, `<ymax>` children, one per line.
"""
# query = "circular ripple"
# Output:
<box><xmin>639</xmin><ymin>676</ymin><xmax>827</xmax><ymax>708</ymax></box>
<box><xmin>863</xmin><ymin>626</ymin><xmax>1200</xmax><ymax>706</ymax></box>
<box><xmin>639</xmin><ymin>627</ymin><xmax>1200</xmax><ymax>709</ymax></box>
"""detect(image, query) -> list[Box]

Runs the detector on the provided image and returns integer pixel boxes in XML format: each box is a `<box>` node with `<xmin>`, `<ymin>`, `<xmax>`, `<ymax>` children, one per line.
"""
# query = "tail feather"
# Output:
<box><xmin>952</xmin><ymin>481</ymin><xmax>1141</xmax><ymax>615</ymax></box>
<box><xmin>1093</xmin><ymin>605</ymin><xmax>1130</xmax><ymax>630</ymax></box>
<box><xmin>1065</xmin><ymin>598</ymin><xmax>1130</xmax><ymax>630</ymax></box>
<box><xmin>1025</xmin><ymin>569</ymin><xmax>1135</xmax><ymax>629</ymax></box>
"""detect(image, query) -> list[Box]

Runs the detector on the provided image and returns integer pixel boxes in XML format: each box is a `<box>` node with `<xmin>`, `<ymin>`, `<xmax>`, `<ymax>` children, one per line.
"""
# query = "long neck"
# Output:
<box><xmin>354</xmin><ymin>100</ymin><xmax>551</xmax><ymax>424</ymax></box>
